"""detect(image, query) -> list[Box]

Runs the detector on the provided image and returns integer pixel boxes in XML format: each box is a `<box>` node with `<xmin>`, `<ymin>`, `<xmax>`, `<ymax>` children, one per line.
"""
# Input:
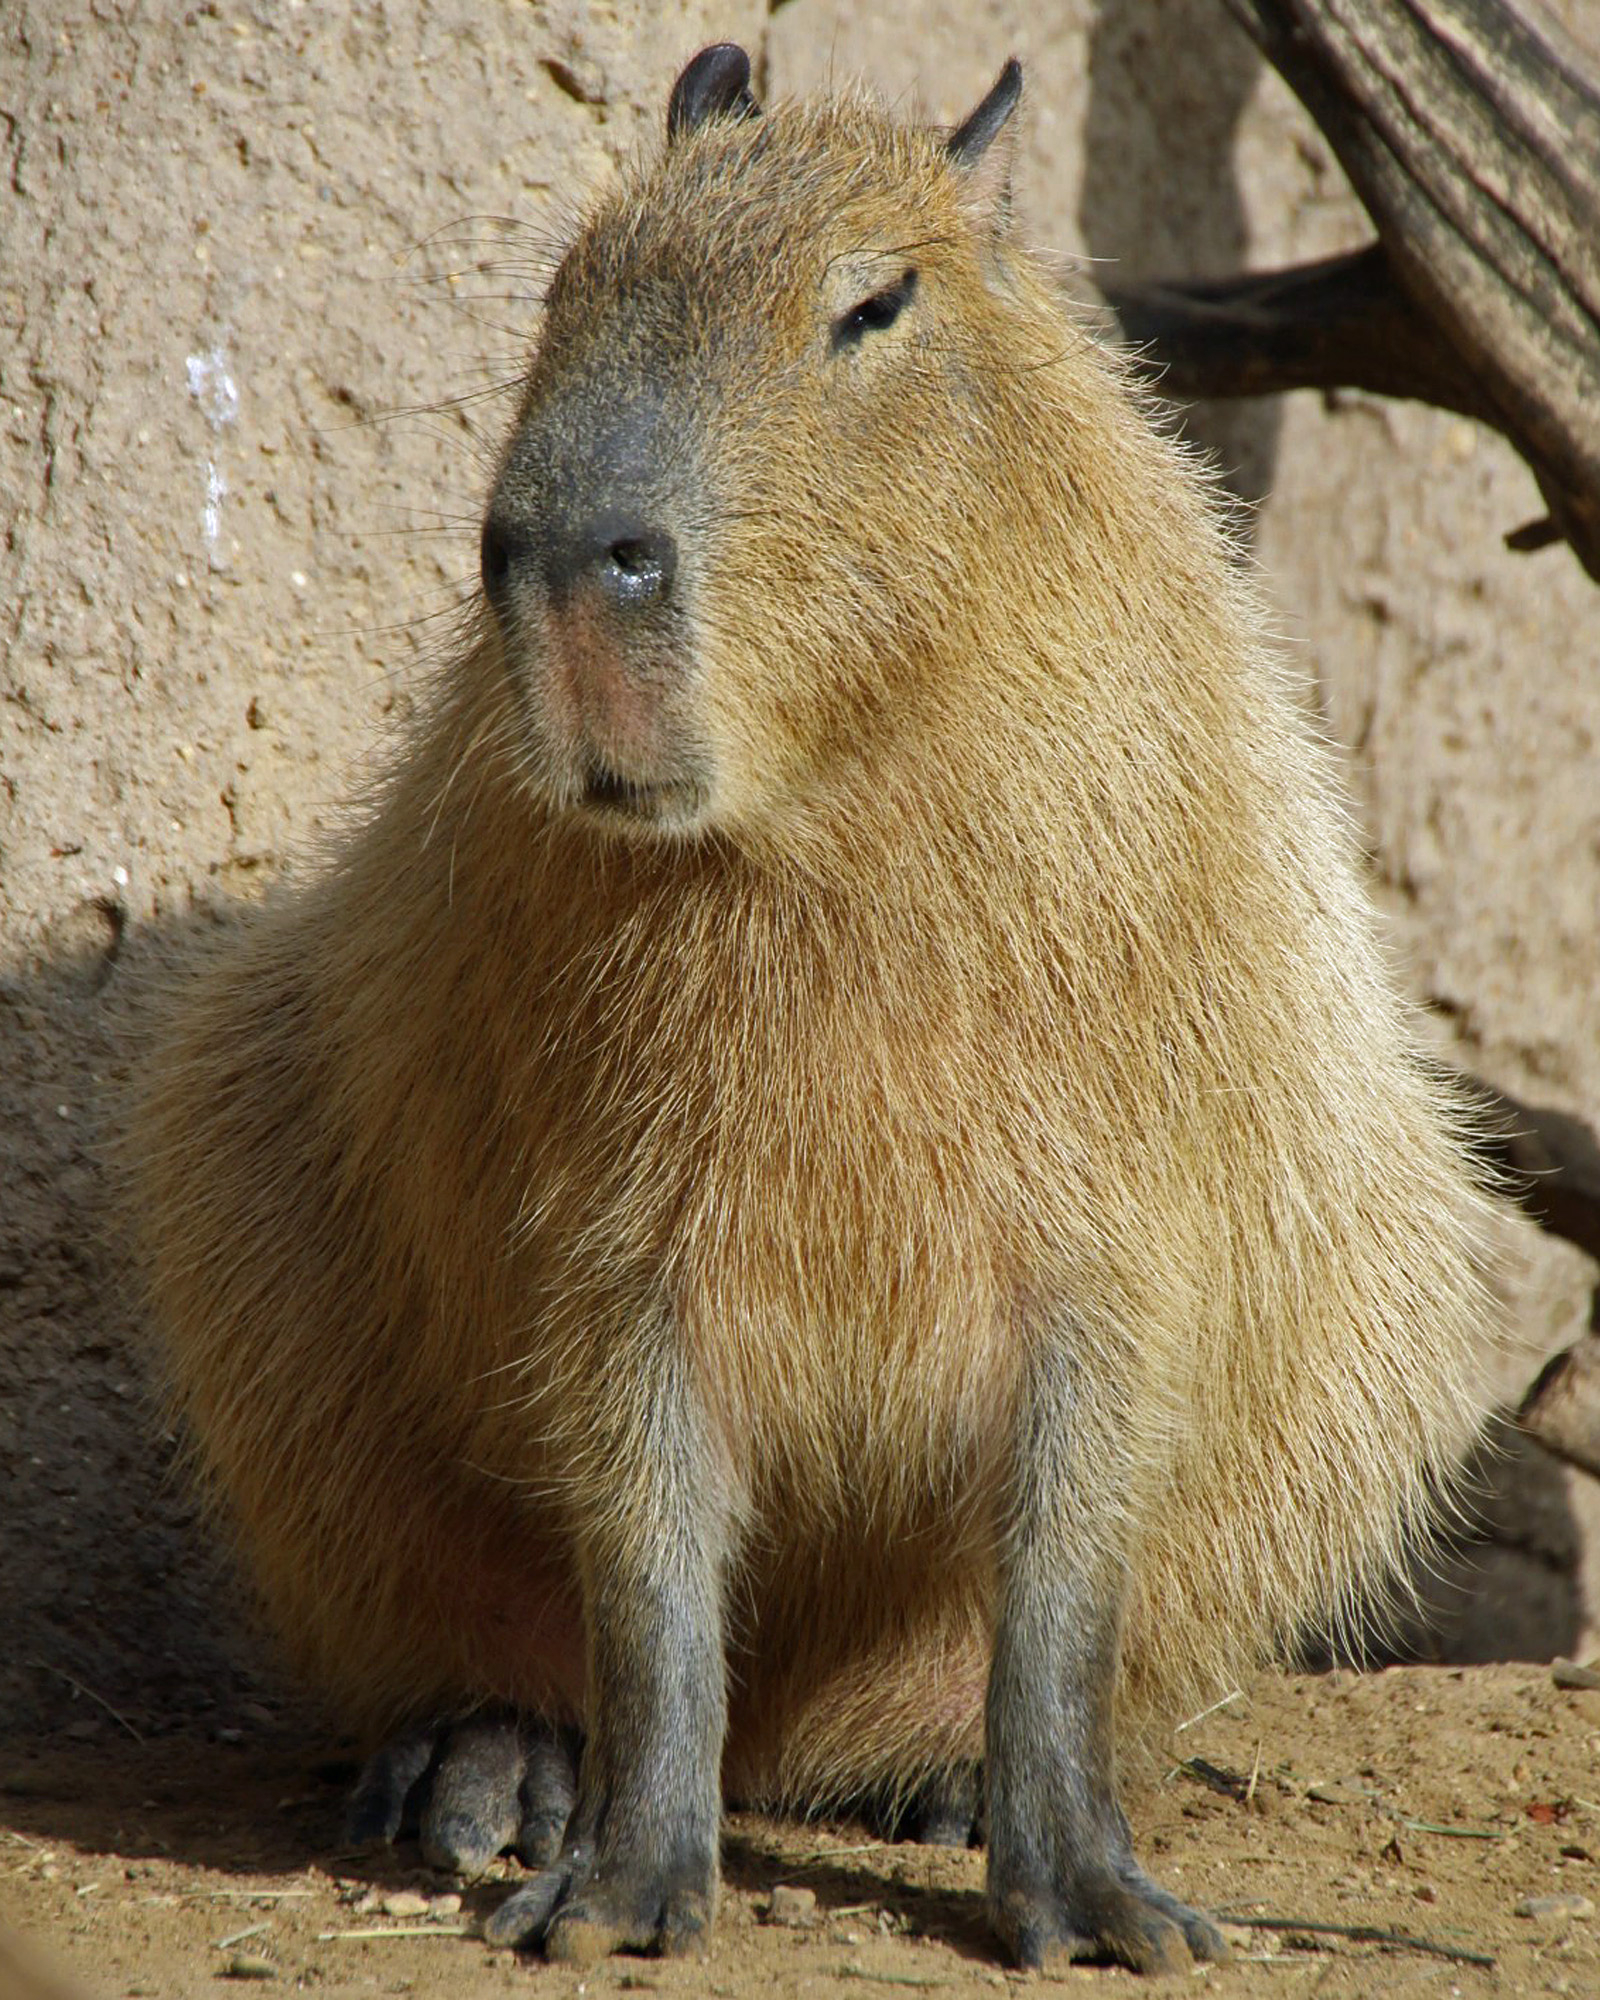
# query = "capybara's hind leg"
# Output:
<box><xmin>346</xmin><ymin>1725</ymin><xmax>436</xmax><ymax>1849</ymax></box>
<box><xmin>347</xmin><ymin>1713</ymin><xmax>579</xmax><ymax>1874</ymax></box>
<box><xmin>515</xmin><ymin>1721</ymin><xmax>584</xmax><ymax>1867</ymax></box>
<box><xmin>908</xmin><ymin>1763</ymin><xmax>983</xmax><ymax>1848</ymax></box>
<box><xmin>859</xmin><ymin>1764</ymin><xmax>983</xmax><ymax>1848</ymax></box>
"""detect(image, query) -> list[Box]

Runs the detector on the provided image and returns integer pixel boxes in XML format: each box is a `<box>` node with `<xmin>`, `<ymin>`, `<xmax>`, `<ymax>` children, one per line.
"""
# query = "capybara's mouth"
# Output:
<box><xmin>583</xmin><ymin>761</ymin><xmax>651</xmax><ymax>810</ymax></box>
<box><xmin>578</xmin><ymin>759</ymin><xmax>703</xmax><ymax>827</ymax></box>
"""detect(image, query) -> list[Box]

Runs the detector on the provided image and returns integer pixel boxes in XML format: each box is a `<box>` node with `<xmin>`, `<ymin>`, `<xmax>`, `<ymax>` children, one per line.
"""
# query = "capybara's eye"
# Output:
<box><xmin>832</xmin><ymin>267</ymin><xmax>919</xmax><ymax>351</ymax></box>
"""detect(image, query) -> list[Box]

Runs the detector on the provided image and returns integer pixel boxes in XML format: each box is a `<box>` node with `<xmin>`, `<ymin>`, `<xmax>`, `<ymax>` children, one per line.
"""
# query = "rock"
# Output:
<box><xmin>1515</xmin><ymin>1893</ymin><xmax>1595</xmax><ymax>1919</ymax></box>
<box><xmin>221</xmin><ymin>1954</ymin><xmax>278</xmax><ymax>1980</ymax></box>
<box><xmin>380</xmin><ymin>1890</ymin><xmax>431</xmax><ymax>1918</ymax></box>
<box><xmin>765</xmin><ymin>1884</ymin><xmax>818</xmax><ymax>1928</ymax></box>
<box><xmin>1220</xmin><ymin>1921</ymin><xmax>1271</xmax><ymax>1954</ymax></box>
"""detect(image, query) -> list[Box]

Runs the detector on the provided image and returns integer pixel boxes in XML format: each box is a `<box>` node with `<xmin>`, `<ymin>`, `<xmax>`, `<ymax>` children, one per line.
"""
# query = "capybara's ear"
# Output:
<box><xmin>944</xmin><ymin>58</ymin><xmax>1022</xmax><ymax>233</ymax></box>
<box><xmin>667</xmin><ymin>44</ymin><xmax>762</xmax><ymax>142</ymax></box>
<box><xmin>945</xmin><ymin>57</ymin><xmax>1022</xmax><ymax>167</ymax></box>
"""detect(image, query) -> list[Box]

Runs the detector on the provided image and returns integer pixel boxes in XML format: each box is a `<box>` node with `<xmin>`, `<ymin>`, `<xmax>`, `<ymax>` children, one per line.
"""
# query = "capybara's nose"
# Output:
<box><xmin>481</xmin><ymin>498</ymin><xmax>677</xmax><ymax>618</ymax></box>
<box><xmin>479</xmin><ymin>506</ymin><xmax>530</xmax><ymax>613</ymax></box>
<box><xmin>558</xmin><ymin>511</ymin><xmax>678</xmax><ymax>614</ymax></box>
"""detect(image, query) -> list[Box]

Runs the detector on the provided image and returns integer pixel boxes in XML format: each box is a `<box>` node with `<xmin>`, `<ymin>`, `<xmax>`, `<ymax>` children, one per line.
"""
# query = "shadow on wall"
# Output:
<box><xmin>1080</xmin><ymin>0</ymin><xmax>1283</xmax><ymax>511</ymax></box>
<box><xmin>1317</xmin><ymin>1420</ymin><xmax>1592</xmax><ymax>1675</ymax></box>
<box><xmin>0</xmin><ymin>912</ymin><xmax>305</xmax><ymax>1752</ymax></box>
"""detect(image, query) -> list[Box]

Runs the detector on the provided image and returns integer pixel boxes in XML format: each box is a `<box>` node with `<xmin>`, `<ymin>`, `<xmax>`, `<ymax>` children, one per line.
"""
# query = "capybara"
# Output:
<box><xmin>128</xmin><ymin>45</ymin><xmax>1495</xmax><ymax>1973</ymax></box>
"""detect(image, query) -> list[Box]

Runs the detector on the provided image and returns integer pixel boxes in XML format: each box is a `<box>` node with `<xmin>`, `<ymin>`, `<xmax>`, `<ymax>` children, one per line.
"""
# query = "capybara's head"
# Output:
<box><xmin>477</xmin><ymin>47</ymin><xmax>1072</xmax><ymax>846</ymax></box>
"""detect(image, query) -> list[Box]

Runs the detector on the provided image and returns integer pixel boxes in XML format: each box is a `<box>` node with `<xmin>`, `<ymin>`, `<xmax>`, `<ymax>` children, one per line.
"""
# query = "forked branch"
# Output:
<box><xmin>1104</xmin><ymin>0</ymin><xmax>1600</xmax><ymax>578</ymax></box>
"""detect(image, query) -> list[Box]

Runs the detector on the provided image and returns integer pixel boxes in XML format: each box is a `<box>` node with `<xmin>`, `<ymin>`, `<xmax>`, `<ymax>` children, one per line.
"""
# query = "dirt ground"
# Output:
<box><xmin>7</xmin><ymin>2</ymin><xmax>1600</xmax><ymax>1998</ymax></box>
<box><xmin>6</xmin><ymin>1665</ymin><xmax>1600</xmax><ymax>1998</ymax></box>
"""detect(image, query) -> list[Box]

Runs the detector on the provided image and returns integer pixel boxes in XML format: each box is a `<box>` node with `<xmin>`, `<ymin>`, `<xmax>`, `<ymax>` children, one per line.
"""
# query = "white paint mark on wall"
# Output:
<box><xmin>203</xmin><ymin>462</ymin><xmax>227</xmax><ymax>552</ymax></box>
<box><xmin>186</xmin><ymin>347</ymin><xmax>239</xmax><ymax>429</ymax></box>
<box><xmin>186</xmin><ymin>344</ymin><xmax>239</xmax><ymax>564</ymax></box>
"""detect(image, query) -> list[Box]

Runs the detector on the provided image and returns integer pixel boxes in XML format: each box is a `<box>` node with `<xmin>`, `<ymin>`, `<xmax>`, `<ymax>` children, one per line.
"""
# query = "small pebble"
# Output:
<box><xmin>1220</xmin><ymin>1919</ymin><xmax>1273</xmax><ymax>1953</ymax></box>
<box><xmin>429</xmin><ymin>1892</ymin><xmax>463</xmax><ymax>1918</ymax></box>
<box><xmin>1515</xmin><ymin>1893</ymin><xmax>1595</xmax><ymax>1919</ymax></box>
<box><xmin>222</xmin><ymin>1954</ymin><xmax>278</xmax><ymax>1980</ymax></box>
<box><xmin>382</xmin><ymin>1889</ymin><xmax>432</xmax><ymax>1918</ymax></box>
<box><xmin>765</xmin><ymin>1884</ymin><xmax>818</xmax><ymax>1927</ymax></box>
<box><xmin>1552</xmin><ymin>1658</ymin><xmax>1600</xmax><ymax>1692</ymax></box>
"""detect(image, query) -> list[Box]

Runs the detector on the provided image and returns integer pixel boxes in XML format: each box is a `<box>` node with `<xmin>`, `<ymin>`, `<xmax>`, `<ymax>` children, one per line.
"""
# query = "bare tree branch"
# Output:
<box><xmin>1475</xmin><ymin>1085</ymin><xmax>1600</xmax><ymax>1267</ymax></box>
<box><xmin>1522</xmin><ymin>1337</ymin><xmax>1600</xmax><ymax>1481</ymax></box>
<box><xmin>1472</xmin><ymin>1083</ymin><xmax>1600</xmax><ymax>1476</ymax></box>
<box><xmin>1104</xmin><ymin>0</ymin><xmax>1600</xmax><ymax>580</ymax></box>
<box><xmin>1107</xmin><ymin>245</ymin><xmax>1480</xmax><ymax>411</ymax></box>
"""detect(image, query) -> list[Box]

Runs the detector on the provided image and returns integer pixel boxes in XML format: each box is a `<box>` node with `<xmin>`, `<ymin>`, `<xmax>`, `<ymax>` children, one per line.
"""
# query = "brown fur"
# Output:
<box><xmin>128</xmin><ymin>72</ymin><xmax>1495</xmax><ymax>1826</ymax></box>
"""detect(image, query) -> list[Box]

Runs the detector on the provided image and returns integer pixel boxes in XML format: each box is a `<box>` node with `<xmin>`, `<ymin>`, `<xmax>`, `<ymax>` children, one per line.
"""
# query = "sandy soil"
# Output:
<box><xmin>6</xmin><ymin>1665</ymin><xmax>1600</xmax><ymax>1998</ymax></box>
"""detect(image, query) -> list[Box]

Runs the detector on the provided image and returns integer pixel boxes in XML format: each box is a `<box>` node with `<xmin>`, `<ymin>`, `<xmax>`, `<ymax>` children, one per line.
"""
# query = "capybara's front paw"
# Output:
<box><xmin>345</xmin><ymin>1712</ymin><xmax>578</xmax><ymax>1874</ymax></box>
<box><xmin>989</xmin><ymin>1861</ymin><xmax>1229</xmax><ymax>1976</ymax></box>
<box><xmin>485</xmin><ymin>1836</ymin><xmax>715</xmax><ymax>1962</ymax></box>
